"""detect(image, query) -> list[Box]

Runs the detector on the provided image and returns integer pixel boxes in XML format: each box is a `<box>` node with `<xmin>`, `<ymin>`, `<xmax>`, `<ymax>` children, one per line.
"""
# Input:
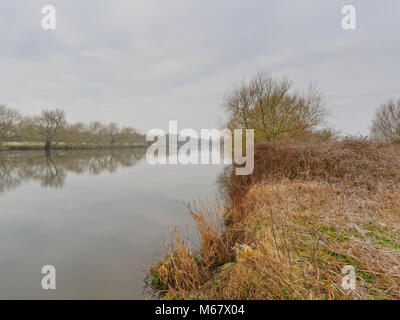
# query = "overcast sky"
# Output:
<box><xmin>1</xmin><ymin>0</ymin><xmax>399</xmax><ymax>135</ymax></box>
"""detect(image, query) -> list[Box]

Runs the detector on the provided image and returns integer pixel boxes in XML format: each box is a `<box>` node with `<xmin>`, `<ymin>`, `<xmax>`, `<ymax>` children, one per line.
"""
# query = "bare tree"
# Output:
<box><xmin>116</xmin><ymin>127</ymin><xmax>134</xmax><ymax>146</ymax></box>
<box><xmin>63</xmin><ymin>122</ymin><xmax>87</xmax><ymax>146</ymax></box>
<box><xmin>1</xmin><ymin>106</ymin><xmax>146</xmax><ymax>149</ymax></box>
<box><xmin>106</xmin><ymin>122</ymin><xmax>119</xmax><ymax>147</ymax></box>
<box><xmin>34</xmin><ymin>108</ymin><xmax>67</xmax><ymax>150</ymax></box>
<box><xmin>224</xmin><ymin>72</ymin><xmax>327</xmax><ymax>142</ymax></box>
<box><xmin>0</xmin><ymin>105</ymin><xmax>21</xmax><ymax>145</ymax></box>
<box><xmin>371</xmin><ymin>99</ymin><xmax>400</xmax><ymax>143</ymax></box>
<box><xmin>87</xmin><ymin>121</ymin><xmax>106</xmax><ymax>146</ymax></box>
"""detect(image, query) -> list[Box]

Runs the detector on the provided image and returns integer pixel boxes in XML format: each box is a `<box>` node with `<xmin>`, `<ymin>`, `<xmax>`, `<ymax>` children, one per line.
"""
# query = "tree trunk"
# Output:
<box><xmin>44</xmin><ymin>141</ymin><xmax>51</xmax><ymax>150</ymax></box>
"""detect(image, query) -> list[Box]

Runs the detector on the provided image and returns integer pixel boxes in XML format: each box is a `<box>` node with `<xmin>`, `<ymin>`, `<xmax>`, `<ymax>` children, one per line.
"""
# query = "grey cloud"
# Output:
<box><xmin>0</xmin><ymin>0</ymin><xmax>399</xmax><ymax>135</ymax></box>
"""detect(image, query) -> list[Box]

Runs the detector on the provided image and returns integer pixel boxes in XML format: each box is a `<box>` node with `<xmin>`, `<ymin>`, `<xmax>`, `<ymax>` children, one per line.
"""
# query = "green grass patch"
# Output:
<box><xmin>366</xmin><ymin>231</ymin><xmax>400</xmax><ymax>249</ymax></box>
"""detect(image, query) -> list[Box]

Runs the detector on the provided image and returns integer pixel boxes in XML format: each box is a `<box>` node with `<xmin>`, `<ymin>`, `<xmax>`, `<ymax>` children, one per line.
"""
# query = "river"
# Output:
<box><xmin>0</xmin><ymin>149</ymin><xmax>224</xmax><ymax>299</ymax></box>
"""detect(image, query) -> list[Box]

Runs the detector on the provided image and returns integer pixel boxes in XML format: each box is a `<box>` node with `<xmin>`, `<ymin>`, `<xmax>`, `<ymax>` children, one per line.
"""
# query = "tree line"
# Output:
<box><xmin>0</xmin><ymin>106</ymin><xmax>146</xmax><ymax>150</ymax></box>
<box><xmin>222</xmin><ymin>72</ymin><xmax>400</xmax><ymax>144</ymax></box>
<box><xmin>2</xmin><ymin>72</ymin><xmax>399</xmax><ymax>150</ymax></box>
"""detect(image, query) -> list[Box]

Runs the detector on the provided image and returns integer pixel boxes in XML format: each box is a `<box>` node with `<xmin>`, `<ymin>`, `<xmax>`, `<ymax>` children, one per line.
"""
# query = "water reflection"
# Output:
<box><xmin>0</xmin><ymin>148</ymin><xmax>146</xmax><ymax>193</ymax></box>
<box><xmin>0</xmin><ymin>147</ymin><xmax>225</xmax><ymax>298</ymax></box>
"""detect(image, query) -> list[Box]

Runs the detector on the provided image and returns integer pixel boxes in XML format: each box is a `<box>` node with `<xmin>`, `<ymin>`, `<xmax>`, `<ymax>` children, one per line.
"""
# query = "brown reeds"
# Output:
<box><xmin>150</xmin><ymin>139</ymin><xmax>400</xmax><ymax>300</ymax></box>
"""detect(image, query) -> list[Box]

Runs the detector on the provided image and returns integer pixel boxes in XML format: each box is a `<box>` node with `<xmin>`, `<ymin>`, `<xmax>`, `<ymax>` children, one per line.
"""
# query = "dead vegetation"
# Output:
<box><xmin>150</xmin><ymin>139</ymin><xmax>400</xmax><ymax>300</ymax></box>
<box><xmin>230</xmin><ymin>138</ymin><xmax>400</xmax><ymax>197</ymax></box>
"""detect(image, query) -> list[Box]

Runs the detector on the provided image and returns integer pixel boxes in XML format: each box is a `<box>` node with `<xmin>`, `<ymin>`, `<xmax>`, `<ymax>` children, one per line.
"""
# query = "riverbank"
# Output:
<box><xmin>151</xmin><ymin>139</ymin><xmax>400</xmax><ymax>300</ymax></box>
<box><xmin>0</xmin><ymin>141</ymin><xmax>148</xmax><ymax>151</ymax></box>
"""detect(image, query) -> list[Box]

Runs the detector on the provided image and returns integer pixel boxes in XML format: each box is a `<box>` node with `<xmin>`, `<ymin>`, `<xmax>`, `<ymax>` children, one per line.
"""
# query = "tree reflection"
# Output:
<box><xmin>0</xmin><ymin>148</ymin><xmax>146</xmax><ymax>193</ymax></box>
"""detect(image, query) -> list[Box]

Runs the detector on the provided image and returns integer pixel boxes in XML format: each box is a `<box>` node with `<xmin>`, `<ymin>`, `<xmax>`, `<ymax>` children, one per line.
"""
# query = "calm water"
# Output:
<box><xmin>0</xmin><ymin>149</ymin><xmax>224</xmax><ymax>299</ymax></box>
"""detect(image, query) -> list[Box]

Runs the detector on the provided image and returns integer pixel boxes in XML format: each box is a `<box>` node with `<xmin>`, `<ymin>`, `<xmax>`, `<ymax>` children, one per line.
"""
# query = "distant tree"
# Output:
<box><xmin>87</xmin><ymin>121</ymin><xmax>106</xmax><ymax>146</ymax></box>
<box><xmin>33</xmin><ymin>108</ymin><xmax>67</xmax><ymax>150</ymax></box>
<box><xmin>63</xmin><ymin>122</ymin><xmax>87</xmax><ymax>146</ymax></box>
<box><xmin>298</xmin><ymin>127</ymin><xmax>340</xmax><ymax>142</ymax></box>
<box><xmin>106</xmin><ymin>122</ymin><xmax>119</xmax><ymax>147</ymax></box>
<box><xmin>371</xmin><ymin>99</ymin><xmax>400</xmax><ymax>143</ymax></box>
<box><xmin>1</xmin><ymin>105</ymin><xmax>145</xmax><ymax>149</ymax></box>
<box><xmin>223</xmin><ymin>72</ymin><xmax>327</xmax><ymax>142</ymax></box>
<box><xmin>0</xmin><ymin>105</ymin><xmax>21</xmax><ymax>145</ymax></box>
<box><xmin>132</xmin><ymin>130</ymin><xmax>146</xmax><ymax>145</ymax></box>
<box><xmin>116</xmin><ymin>127</ymin><xmax>135</xmax><ymax>146</ymax></box>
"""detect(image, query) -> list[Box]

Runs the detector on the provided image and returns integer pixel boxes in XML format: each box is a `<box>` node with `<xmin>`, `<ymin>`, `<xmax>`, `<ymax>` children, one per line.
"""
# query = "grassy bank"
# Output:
<box><xmin>151</xmin><ymin>139</ymin><xmax>400</xmax><ymax>300</ymax></box>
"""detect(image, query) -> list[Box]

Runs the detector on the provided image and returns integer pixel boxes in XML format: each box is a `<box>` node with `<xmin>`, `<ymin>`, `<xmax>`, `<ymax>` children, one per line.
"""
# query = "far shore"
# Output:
<box><xmin>0</xmin><ymin>141</ymin><xmax>149</xmax><ymax>152</ymax></box>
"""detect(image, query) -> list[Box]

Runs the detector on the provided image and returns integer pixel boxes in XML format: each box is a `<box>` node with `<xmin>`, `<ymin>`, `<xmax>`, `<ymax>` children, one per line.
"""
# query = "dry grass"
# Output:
<box><xmin>230</xmin><ymin>138</ymin><xmax>400</xmax><ymax>195</ymax></box>
<box><xmin>150</xmin><ymin>139</ymin><xmax>400</xmax><ymax>300</ymax></box>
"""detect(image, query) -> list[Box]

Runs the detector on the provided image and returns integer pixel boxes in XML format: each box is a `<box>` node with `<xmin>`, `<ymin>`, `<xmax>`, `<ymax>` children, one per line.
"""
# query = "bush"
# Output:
<box><xmin>371</xmin><ymin>99</ymin><xmax>400</xmax><ymax>143</ymax></box>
